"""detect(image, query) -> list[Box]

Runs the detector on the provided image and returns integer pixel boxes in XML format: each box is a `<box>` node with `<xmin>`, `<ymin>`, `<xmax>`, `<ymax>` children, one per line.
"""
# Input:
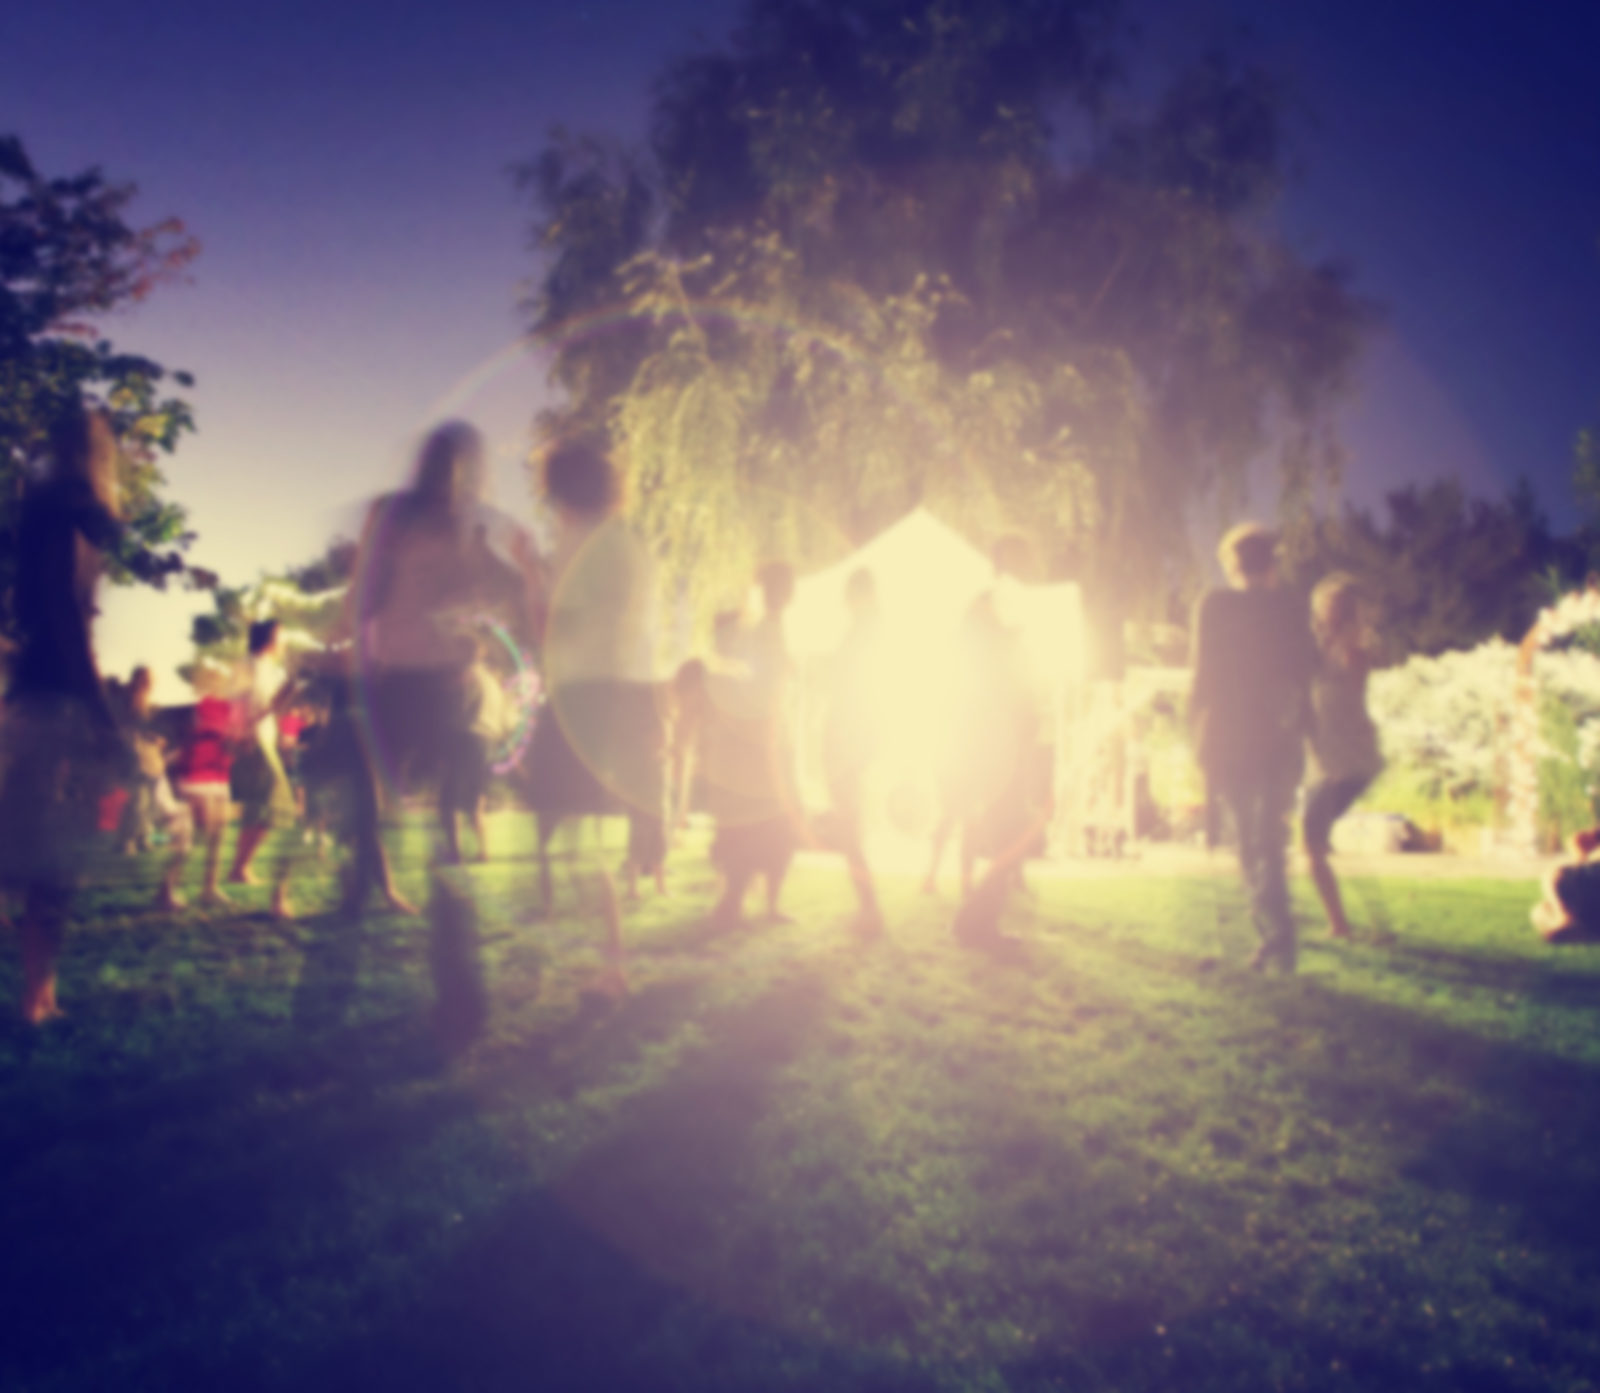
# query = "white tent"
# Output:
<box><xmin>787</xmin><ymin>509</ymin><xmax>1085</xmax><ymax>863</ymax></box>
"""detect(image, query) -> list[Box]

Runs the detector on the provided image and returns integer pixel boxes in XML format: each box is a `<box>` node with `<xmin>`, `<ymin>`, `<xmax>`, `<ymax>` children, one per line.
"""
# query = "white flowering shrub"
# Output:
<box><xmin>1367</xmin><ymin>638</ymin><xmax>1600</xmax><ymax>838</ymax></box>
<box><xmin>1368</xmin><ymin>642</ymin><xmax>1517</xmax><ymax>802</ymax></box>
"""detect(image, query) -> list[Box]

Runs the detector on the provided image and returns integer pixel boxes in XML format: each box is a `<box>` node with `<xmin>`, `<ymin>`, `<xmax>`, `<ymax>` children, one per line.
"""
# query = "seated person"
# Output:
<box><xmin>1532</xmin><ymin>827</ymin><xmax>1600</xmax><ymax>943</ymax></box>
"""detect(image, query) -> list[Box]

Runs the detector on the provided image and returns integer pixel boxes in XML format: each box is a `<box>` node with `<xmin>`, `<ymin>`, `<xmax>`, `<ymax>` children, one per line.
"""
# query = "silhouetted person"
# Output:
<box><xmin>1303</xmin><ymin>573</ymin><xmax>1384</xmax><ymax>941</ymax></box>
<box><xmin>950</xmin><ymin>536</ymin><xmax>1048</xmax><ymax>946</ymax></box>
<box><xmin>1189</xmin><ymin>523</ymin><xmax>1316</xmax><ymax>972</ymax></box>
<box><xmin>819</xmin><ymin>567</ymin><xmax>886</xmax><ymax>935</ymax></box>
<box><xmin>344</xmin><ymin>420</ymin><xmax>521</xmax><ymax>915</ymax></box>
<box><xmin>707</xmin><ymin>561</ymin><xmax>801</xmax><ymax>929</ymax></box>
<box><xmin>228</xmin><ymin>618</ymin><xmax>303</xmax><ymax>916</ymax></box>
<box><xmin>0</xmin><ymin>404</ymin><xmax>134</xmax><ymax>1022</ymax></box>
<box><xmin>1533</xmin><ymin>826</ymin><xmax>1600</xmax><ymax>943</ymax></box>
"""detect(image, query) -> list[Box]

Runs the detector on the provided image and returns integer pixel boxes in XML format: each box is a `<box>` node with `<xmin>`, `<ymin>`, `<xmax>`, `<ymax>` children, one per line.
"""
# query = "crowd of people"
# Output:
<box><xmin>13</xmin><ymin>398</ymin><xmax>1570</xmax><ymax>1031</ymax></box>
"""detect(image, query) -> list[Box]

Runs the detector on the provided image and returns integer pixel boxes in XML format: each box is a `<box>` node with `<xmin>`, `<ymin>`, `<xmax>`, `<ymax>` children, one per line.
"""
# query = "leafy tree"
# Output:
<box><xmin>184</xmin><ymin>537</ymin><xmax>356</xmax><ymax>683</ymax></box>
<box><xmin>1</xmin><ymin>135</ymin><xmax>204</xmax><ymax>640</ymax></box>
<box><xmin>1284</xmin><ymin>478</ymin><xmax>1556</xmax><ymax>661</ymax></box>
<box><xmin>520</xmin><ymin>0</ymin><xmax>1374</xmax><ymax>628</ymax></box>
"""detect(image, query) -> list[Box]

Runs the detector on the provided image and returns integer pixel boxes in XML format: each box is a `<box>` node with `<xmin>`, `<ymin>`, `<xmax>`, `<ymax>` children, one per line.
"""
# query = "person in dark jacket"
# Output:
<box><xmin>1188</xmin><ymin>522</ymin><xmax>1317</xmax><ymax>972</ymax></box>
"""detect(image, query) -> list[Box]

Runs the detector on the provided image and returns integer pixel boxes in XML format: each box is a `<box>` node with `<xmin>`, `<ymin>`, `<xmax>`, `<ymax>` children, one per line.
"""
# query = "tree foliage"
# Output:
<box><xmin>184</xmin><ymin>537</ymin><xmax>356</xmax><ymax>683</ymax></box>
<box><xmin>521</xmin><ymin>0</ymin><xmax>1374</xmax><ymax>626</ymax></box>
<box><xmin>1285</xmin><ymin>479</ymin><xmax>1559</xmax><ymax>662</ymax></box>
<box><xmin>1</xmin><ymin>135</ymin><xmax>203</xmax><ymax>639</ymax></box>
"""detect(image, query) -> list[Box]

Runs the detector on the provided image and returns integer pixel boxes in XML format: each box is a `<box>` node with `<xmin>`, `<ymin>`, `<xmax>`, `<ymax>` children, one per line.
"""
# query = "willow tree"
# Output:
<box><xmin>520</xmin><ymin>0</ymin><xmax>1373</xmax><ymax>628</ymax></box>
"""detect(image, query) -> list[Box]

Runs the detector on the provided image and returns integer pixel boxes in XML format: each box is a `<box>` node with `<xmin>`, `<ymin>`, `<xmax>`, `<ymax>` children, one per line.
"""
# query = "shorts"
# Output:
<box><xmin>231</xmin><ymin>739</ymin><xmax>295</xmax><ymax>829</ymax></box>
<box><xmin>178</xmin><ymin>779</ymin><xmax>232</xmax><ymax>834</ymax></box>
<box><xmin>1302</xmin><ymin>774</ymin><xmax>1373</xmax><ymax>855</ymax></box>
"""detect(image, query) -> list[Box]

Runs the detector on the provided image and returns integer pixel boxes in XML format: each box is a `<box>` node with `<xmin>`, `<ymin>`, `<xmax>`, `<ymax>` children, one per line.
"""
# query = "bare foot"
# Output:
<box><xmin>270</xmin><ymin>893</ymin><xmax>296</xmax><ymax>921</ymax></box>
<box><xmin>199</xmin><ymin>887</ymin><xmax>233</xmax><ymax>909</ymax></box>
<box><xmin>227</xmin><ymin>869</ymin><xmax>259</xmax><ymax>886</ymax></box>
<box><xmin>153</xmin><ymin>886</ymin><xmax>187</xmax><ymax>913</ymax></box>
<box><xmin>382</xmin><ymin>890</ymin><xmax>420</xmax><ymax>917</ymax></box>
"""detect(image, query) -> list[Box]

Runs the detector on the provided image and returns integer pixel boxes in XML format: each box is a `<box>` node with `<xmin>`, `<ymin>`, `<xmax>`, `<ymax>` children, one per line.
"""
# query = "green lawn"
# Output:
<box><xmin>3</xmin><ymin>820</ymin><xmax>1598</xmax><ymax>1392</ymax></box>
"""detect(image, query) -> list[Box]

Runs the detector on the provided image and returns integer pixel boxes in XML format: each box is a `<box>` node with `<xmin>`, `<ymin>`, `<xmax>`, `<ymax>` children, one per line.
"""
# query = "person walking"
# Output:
<box><xmin>1188</xmin><ymin>522</ymin><xmax>1316</xmax><ymax>972</ymax></box>
<box><xmin>1303</xmin><ymin>573</ymin><xmax>1384</xmax><ymax>940</ymax></box>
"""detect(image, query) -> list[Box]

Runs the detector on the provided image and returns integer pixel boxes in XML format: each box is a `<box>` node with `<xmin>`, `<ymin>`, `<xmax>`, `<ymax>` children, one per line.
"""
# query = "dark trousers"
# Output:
<box><xmin>1212</xmin><ymin>749</ymin><xmax>1300</xmax><ymax>966</ymax></box>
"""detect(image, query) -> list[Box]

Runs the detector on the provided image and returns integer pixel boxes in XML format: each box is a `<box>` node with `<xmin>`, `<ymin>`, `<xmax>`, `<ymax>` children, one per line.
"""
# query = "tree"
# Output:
<box><xmin>184</xmin><ymin>537</ymin><xmax>357</xmax><ymax>683</ymax></box>
<box><xmin>1284</xmin><ymin>479</ymin><xmax>1557</xmax><ymax>661</ymax></box>
<box><xmin>520</xmin><ymin>0</ymin><xmax>1374</xmax><ymax>628</ymax></box>
<box><xmin>1</xmin><ymin>135</ymin><xmax>204</xmax><ymax>640</ymax></box>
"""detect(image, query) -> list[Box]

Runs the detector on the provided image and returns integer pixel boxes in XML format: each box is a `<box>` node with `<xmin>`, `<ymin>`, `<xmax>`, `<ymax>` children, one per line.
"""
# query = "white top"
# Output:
<box><xmin>246</xmin><ymin>652</ymin><xmax>286</xmax><ymax>747</ymax></box>
<box><xmin>543</xmin><ymin>515</ymin><xmax>658</xmax><ymax>687</ymax></box>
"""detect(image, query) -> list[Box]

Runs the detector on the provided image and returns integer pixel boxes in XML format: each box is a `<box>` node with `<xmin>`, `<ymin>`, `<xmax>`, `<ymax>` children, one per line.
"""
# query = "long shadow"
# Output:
<box><xmin>293</xmin><ymin>974</ymin><xmax>915</xmax><ymax>1393</ymax></box>
<box><xmin>0</xmin><ymin>967</ymin><xmax>842</xmax><ymax>1392</ymax></box>
<box><xmin>1372</xmin><ymin>935</ymin><xmax>1600</xmax><ymax>1009</ymax></box>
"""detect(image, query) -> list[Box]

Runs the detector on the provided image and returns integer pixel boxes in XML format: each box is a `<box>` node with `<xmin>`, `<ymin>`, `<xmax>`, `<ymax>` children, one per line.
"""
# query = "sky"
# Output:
<box><xmin>6</xmin><ymin>0</ymin><xmax>1600</xmax><ymax>695</ymax></box>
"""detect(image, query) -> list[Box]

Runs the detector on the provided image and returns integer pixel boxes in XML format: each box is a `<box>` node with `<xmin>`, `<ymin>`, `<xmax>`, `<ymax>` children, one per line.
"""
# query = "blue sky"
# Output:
<box><xmin>7</xmin><ymin>0</ymin><xmax>1598</xmax><ymax>691</ymax></box>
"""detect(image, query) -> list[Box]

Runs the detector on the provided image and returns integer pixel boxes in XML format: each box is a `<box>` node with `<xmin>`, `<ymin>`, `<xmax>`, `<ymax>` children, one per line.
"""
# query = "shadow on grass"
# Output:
<box><xmin>298</xmin><ymin>974</ymin><xmax>922</xmax><ymax>1393</ymax></box>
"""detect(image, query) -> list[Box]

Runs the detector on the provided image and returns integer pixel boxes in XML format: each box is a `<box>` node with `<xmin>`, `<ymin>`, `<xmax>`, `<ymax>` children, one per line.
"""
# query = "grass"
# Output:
<box><xmin>3</xmin><ymin>817</ymin><xmax>1600</xmax><ymax>1392</ymax></box>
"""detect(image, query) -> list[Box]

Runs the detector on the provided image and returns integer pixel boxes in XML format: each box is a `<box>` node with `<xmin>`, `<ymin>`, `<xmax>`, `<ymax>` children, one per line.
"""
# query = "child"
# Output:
<box><xmin>157</xmin><ymin>664</ymin><xmax>240</xmax><ymax>912</ymax></box>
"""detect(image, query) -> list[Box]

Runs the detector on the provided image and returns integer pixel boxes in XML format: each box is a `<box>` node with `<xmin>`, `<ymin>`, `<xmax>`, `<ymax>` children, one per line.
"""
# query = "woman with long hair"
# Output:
<box><xmin>341</xmin><ymin>420</ymin><xmax>522</xmax><ymax>914</ymax></box>
<box><xmin>1303</xmin><ymin>572</ymin><xmax>1384</xmax><ymax>940</ymax></box>
<box><xmin>0</xmin><ymin>402</ymin><xmax>129</xmax><ymax>1022</ymax></box>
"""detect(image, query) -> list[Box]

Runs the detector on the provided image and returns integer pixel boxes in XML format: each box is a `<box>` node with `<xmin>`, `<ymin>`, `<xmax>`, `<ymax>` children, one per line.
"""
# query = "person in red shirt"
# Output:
<box><xmin>155</xmin><ymin>667</ymin><xmax>240</xmax><ymax>911</ymax></box>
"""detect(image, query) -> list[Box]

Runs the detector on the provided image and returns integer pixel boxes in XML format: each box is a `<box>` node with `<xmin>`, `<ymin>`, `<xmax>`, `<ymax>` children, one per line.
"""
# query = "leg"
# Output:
<box><xmin>535</xmin><ymin>811</ymin><xmax>559</xmax><ymax>918</ymax></box>
<box><xmin>17</xmin><ymin>888</ymin><xmax>68</xmax><ymax>1025</ymax></box>
<box><xmin>1230</xmin><ymin>767</ymin><xmax>1296</xmax><ymax>971</ymax></box>
<box><xmin>228</xmin><ymin>822</ymin><xmax>269</xmax><ymax>884</ymax></box>
<box><xmin>1307</xmin><ymin>848</ymin><xmax>1352</xmax><ymax>940</ymax></box>
<box><xmin>763</xmin><ymin>821</ymin><xmax>796</xmax><ymax>923</ymax></box>
<box><xmin>199</xmin><ymin>819</ymin><xmax>231</xmax><ymax>907</ymax></box>
<box><xmin>470</xmin><ymin>796</ymin><xmax>489</xmax><ymax>863</ymax></box>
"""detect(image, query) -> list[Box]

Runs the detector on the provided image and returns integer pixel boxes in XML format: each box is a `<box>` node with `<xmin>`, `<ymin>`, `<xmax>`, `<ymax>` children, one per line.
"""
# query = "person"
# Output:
<box><xmin>1303</xmin><ymin>573</ymin><xmax>1384</xmax><ymax>940</ymax></box>
<box><xmin>439</xmin><ymin>636</ymin><xmax>508</xmax><ymax>864</ymax></box>
<box><xmin>342</xmin><ymin>420</ymin><xmax>524</xmax><ymax>914</ymax></box>
<box><xmin>1532</xmin><ymin>826</ymin><xmax>1600</xmax><ymax>943</ymax></box>
<box><xmin>706</xmin><ymin>562</ymin><xmax>802</xmax><ymax>929</ymax></box>
<box><xmin>157</xmin><ymin>662</ymin><xmax>240</xmax><ymax>912</ymax></box>
<box><xmin>113</xmin><ymin>665</ymin><xmax>158</xmax><ymax>853</ymax></box>
<box><xmin>115</xmin><ymin>664</ymin><xmax>193</xmax><ymax>859</ymax></box>
<box><xmin>0</xmin><ymin>403</ymin><xmax>137</xmax><ymax>1023</ymax></box>
<box><xmin>1188</xmin><ymin>522</ymin><xmax>1317</xmax><ymax>972</ymax></box>
<box><xmin>523</xmin><ymin>439</ymin><xmax>665</xmax><ymax>983</ymax></box>
<box><xmin>666</xmin><ymin>657</ymin><xmax>710</xmax><ymax>837</ymax></box>
<box><xmin>950</xmin><ymin>536</ymin><xmax>1050</xmax><ymax>945</ymax></box>
<box><xmin>818</xmin><ymin>567</ymin><xmax>885</xmax><ymax>936</ymax></box>
<box><xmin>227</xmin><ymin>619</ymin><xmax>303</xmax><ymax>917</ymax></box>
